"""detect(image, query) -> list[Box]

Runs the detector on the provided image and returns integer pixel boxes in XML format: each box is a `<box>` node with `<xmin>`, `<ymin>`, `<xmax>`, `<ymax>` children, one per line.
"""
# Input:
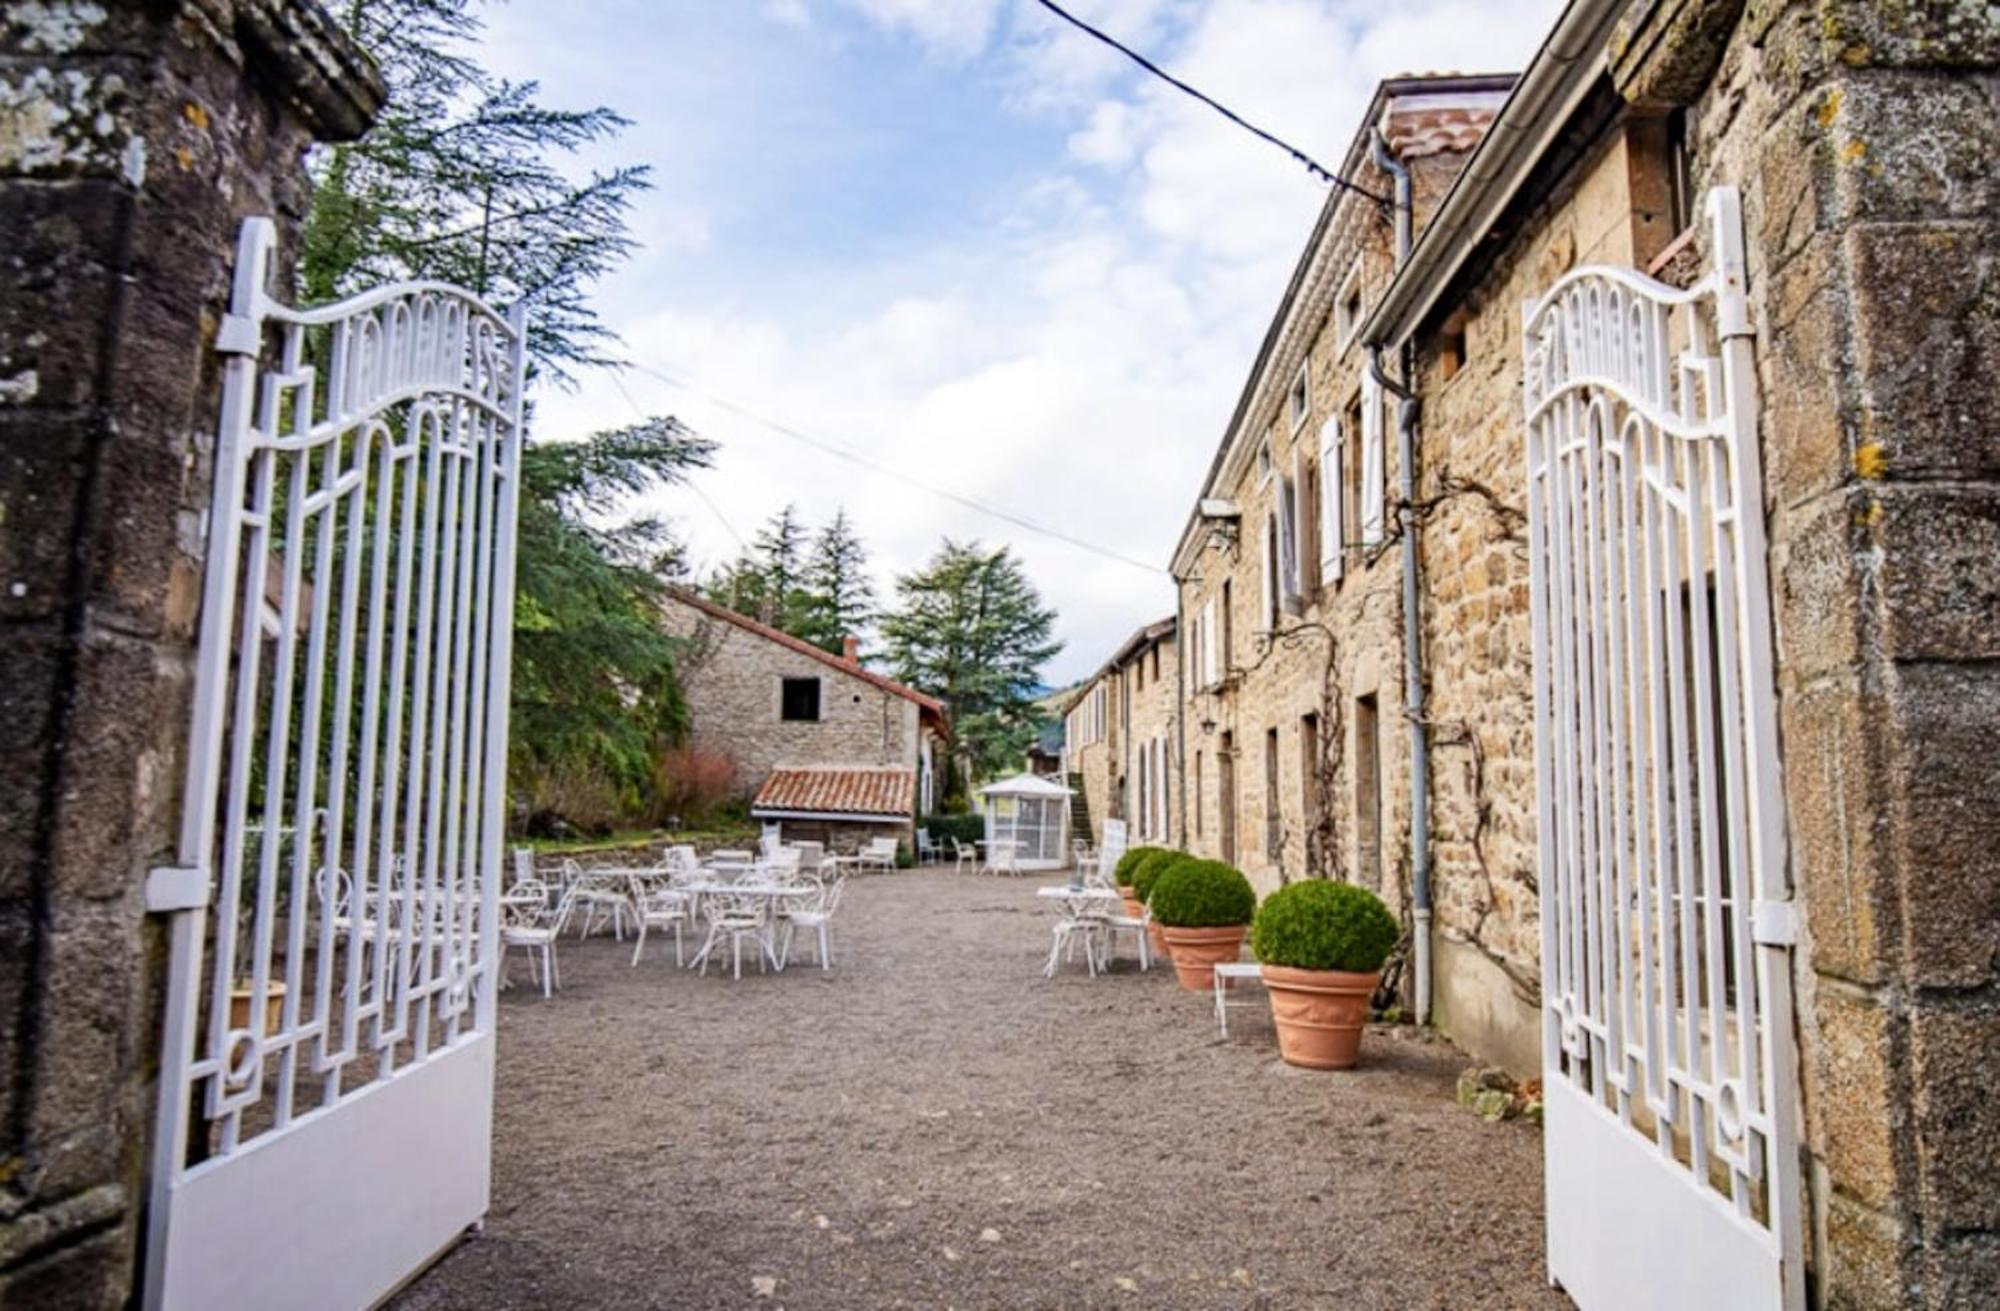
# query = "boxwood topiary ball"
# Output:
<box><xmin>1130</xmin><ymin>849</ymin><xmax>1189</xmax><ymax>903</ymax></box>
<box><xmin>1113</xmin><ymin>845</ymin><xmax>1170</xmax><ymax>888</ymax></box>
<box><xmin>1148</xmin><ymin>858</ymin><xmax>1256</xmax><ymax>928</ymax></box>
<box><xmin>1249</xmin><ymin>879</ymin><xmax>1400</xmax><ymax>973</ymax></box>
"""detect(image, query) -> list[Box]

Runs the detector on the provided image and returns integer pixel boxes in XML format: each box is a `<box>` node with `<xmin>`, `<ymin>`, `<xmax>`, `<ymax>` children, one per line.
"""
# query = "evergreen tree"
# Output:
<box><xmin>879</xmin><ymin>541</ymin><xmax>1062</xmax><ymax>800</ymax></box>
<box><xmin>304</xmin><ymin>0</ymin><xmax>648</xmax><ymax>379</ymax></box>
<box><xmin>511</xmin><ymin>418</ymin><xmax>716</xmax><ymax>828</ymax></box>
<box><xmin>796</xmin><ymin>509</ymin><xmax>875</xmax><ymax>655</ymax></box>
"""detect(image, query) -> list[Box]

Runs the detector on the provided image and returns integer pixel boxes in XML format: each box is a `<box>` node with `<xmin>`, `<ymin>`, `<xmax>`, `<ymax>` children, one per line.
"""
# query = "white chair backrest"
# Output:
<box><xmin>991</xmin><ymin>840</ymin><xmax>1020</xmax><ymax>873</ymax></box>
<box><xmin>512</xmin><ymin>847</ymin><xmax>536</xmax><ymax>887</ymax></box>
<box><xmin>868</xmin><ymin>836</ymin><xmax>898</xmax><ymax>860</ymax></box>
<box><xmin>792</xmin><ymin>840</ymin><xmax>824</xmax><ymax>872</ymax></box>
<box><xmin>760</xmin><ymin>832</ymin><xmax>784</xmax><ymax>860</ymax></box>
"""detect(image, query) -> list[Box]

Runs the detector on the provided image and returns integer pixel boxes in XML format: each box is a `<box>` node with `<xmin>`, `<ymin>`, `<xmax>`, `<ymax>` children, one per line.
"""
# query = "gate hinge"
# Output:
<box><xmin>146</xmin><ymin>866</ymin><xmax>210</xmax><ymax>912</ymax></box>
<box><xmin>215</xmin><ymin>313</ymin><xmax>261</xmax><ymax>356</ymax></box>
<box><xmin>1752</xmin><ymin>899</ymin><xmax>1798</xmax><ymax>946</ymax></box>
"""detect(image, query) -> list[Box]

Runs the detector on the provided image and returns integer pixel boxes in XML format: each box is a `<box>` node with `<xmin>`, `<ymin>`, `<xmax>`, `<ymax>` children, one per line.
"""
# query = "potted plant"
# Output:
<box><xmin>1128</xmin><ymin>850</ymin><xmax>1185</xmax><ymax>956</ymax></box>
<box><xmin>1249</xmin><ymin>880</ymin><xmax>1400</xmax><ymax>1069</ymax></box>
<box><xmin>1113</xmin><ymin>845</ymin><xmax>1168</xmax><ymax>918</ymax></box>
<box><xmin>1148</xmin><ymin>859</ymin><xmax>1256</xmax><ymax>991</ymax></box>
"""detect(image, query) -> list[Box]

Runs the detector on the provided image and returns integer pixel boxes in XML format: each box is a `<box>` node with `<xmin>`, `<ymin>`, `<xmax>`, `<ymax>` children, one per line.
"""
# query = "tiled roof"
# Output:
<box><xmin>665</xmin><ymin>588</ymin><xmax>947</xmax><ymax>722</ymax></box>
<box><xmin>752</xmin><ymin>767</ymin><xmax>916</xmax><ymax>819</ymax></box>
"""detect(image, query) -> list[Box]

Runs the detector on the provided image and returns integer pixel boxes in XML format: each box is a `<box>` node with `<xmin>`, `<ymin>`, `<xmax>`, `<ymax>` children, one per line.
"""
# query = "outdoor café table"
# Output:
<box><xmin>682</xmin><ymin>880</ymin><xmax>815</xmax><ymax>972</ymax></box>
<box><xmin>1034</xmin><ymin>884</ymin><xmax>1121</xmax><ymax>917</ymax></box>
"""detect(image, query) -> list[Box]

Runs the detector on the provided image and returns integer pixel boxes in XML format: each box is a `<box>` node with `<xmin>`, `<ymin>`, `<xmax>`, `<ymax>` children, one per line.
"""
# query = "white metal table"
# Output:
<box><xmin>683</xmin><ymin>881</ymin><xmax>816</xmax><ymax>974</ymax></box>
<box><xmin>1035</xmin><ymin>885</ymin><xmax>1120</xmax><ymax>977</ymax></box>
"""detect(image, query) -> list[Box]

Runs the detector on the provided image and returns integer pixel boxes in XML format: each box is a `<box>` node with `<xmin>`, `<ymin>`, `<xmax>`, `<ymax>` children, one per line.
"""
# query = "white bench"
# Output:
<box><xmin>1212</xmin><ymin>962</ymin><xmax>1265</xmax><ymax>1038</ymax></box>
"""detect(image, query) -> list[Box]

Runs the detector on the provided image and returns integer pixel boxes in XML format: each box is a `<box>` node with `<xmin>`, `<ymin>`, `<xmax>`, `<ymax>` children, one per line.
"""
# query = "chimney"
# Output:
<box><xmin>842</xmin><ymin>636</ymin><xmax>860</xmax><ymax>666</ymax></box>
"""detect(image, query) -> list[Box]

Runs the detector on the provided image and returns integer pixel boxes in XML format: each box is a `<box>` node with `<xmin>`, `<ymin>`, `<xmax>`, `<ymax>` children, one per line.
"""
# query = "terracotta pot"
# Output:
<box><xmin>1159</xmin><ymin>924</ymin><xmax>1248</xmax><ymax>991</ymax></box>
<box><xmin>1117</xmin><ymin>887</ymin><xmax>1143</xmax><ymax>920</ymax></box>
<box><xmin>1146</xmin><ymin>916</ymin><xmax>1170</xmax><ymax>958</ymax></box>
<box><xmin>1261</xmin><ymin>965</ymin><xmax>1379</xmax><ymax>1069</ymax></box>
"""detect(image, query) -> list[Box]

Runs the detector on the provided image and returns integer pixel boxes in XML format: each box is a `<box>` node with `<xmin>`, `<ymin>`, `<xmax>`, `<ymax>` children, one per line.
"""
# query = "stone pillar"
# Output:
<box><xmin>0</xmin><ymin>3</ymin><xmax>378</xmax><ymax>1304</ymax></box>
<box><xmin>1731</xmin><ymin>2</ymin><xmax>2000</xmax><ymax>1307</ymax></box>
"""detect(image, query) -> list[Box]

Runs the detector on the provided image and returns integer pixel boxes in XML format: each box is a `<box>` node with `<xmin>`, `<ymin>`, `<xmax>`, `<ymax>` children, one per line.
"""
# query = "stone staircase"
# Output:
<box><xmin>1067</xmin><ymin>771</ymin><xmax>1093</xmax><ymax>844</ymax></box>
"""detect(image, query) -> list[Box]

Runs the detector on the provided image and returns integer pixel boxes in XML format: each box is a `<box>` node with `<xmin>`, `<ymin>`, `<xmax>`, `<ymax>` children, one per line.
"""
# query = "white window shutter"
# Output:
<box><xmin>1260</xmin><ymin>514</ymin><xmax>1276</xmax><ymax>630</ymax></box>
<box><xmin>1319</xmin><ymin>415</ymin><xmax>1344</xmax><ymax>580</ymax></box>
<box><xmin>1202</xmin><ymin>598</ymin><xmax>1217</xmax><ymax>686</ymax></box>
<box><xmin>1361</xmin><ymin>370</ymin><xmax>1385</xmax><ymax>546</ymax></box>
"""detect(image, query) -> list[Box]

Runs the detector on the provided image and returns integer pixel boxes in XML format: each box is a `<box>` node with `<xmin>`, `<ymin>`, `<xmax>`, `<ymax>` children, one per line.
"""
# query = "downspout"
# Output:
<box><xmin>1175</xmin><ymin>588</ymin><xmax>1188</xmax><ymax>850</ymax></box>
<box><xmin>1369</xmin><ymin>127</ymin><xmax>1434</xmax><ymax>1027</ymax></box>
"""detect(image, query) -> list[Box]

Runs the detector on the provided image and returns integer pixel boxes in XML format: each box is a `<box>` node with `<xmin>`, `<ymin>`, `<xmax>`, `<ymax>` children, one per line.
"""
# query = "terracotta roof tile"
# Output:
<box><xmin>752</xmin><ymin>767</ymin><xmax>916</xmax><ymax>819</ymax></box>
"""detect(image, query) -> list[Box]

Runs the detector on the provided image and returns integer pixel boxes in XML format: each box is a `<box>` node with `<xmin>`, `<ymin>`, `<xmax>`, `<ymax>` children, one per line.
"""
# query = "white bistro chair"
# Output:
<box><xmin>695</xmin><ymin>887</ymin><xmax>779</xmax><ymax>980</ymax></box>
<box><xmin>628</xmin><ymin>872</ymin><xmax>690</xmax><ymax>968</ymax></box>
<box><xmin>501</xmin><ymin>880</ymin><xmax>568</xmax><ymax>997</ymax></box>
<box><xmin>779</xmin><ymin>871</ymin><xmax>847</xmax><ymax>970</ymax></box>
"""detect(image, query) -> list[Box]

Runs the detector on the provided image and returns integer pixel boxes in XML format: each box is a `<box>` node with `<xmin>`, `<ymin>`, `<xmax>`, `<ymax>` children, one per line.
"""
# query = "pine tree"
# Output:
<box><xmin>796</xmin><ymin>509</ymin><xmax>875</xmax><ymax>655</ymax></box>
<box><xmin>304</xmin><ymin>0</ymin><xmax>648</xmax><ymax>379</ymax></box>
<box><xmin>879</xmin><ymin>541</ymin><xmax>1062</xmax><ymax>801</ymax></box>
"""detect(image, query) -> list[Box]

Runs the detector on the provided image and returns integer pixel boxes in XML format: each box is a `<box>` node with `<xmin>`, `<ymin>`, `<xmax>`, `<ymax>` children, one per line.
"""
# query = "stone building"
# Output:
<box><xmin>1169</xmin><ymin>72</ymin><xmax>1512</xmax><ymax>1033</ymax></box>
<box><xmin>1060</xmin><ymin>616</ymin><xmax>1176</xmax><ymax>849</ymax></box>
<box><xmin>661</xmin><ymin>589</ymin><xmax>947</xmax><ymax>849</ymax></box>
<box><xmin>1124</xmin><ymin>1</ymin><xmax>2000</xmax><ymax>1305</ymax></box>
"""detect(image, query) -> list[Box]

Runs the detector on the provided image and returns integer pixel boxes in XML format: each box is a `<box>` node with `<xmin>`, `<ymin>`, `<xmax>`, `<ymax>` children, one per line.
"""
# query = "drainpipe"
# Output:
<box><xmin>1175</xmin><ymin>584</ymin><xmax>1188</xmax><ymax>850</ymax></box>
<box><xmin>1369</xmin><ymin>127</ymin><xmax>1434</xmax><ymax>1027</ymax></box>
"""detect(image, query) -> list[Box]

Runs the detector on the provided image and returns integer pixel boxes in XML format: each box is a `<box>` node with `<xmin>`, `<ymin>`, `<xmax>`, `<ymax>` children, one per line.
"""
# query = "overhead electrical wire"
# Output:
<box><xmin>607</xmin><ymin>369</ymin><xmax>748</xmax><ymax>549</ymax></box>
<box><xmin>1027</xmin><ymin>0</ymin><xmax>1396</xmax><ymax>207</ymax></box>
<box><xmin>612</xmin><ymin>358</ymin><xmax>1169</xmax><ymax>577</ymax></box>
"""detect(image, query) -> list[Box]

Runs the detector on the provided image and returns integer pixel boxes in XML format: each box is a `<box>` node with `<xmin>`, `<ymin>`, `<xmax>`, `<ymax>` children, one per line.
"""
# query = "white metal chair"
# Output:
<box><xmin>563</xmin><ymin>858</ymin><xmax>633</xmax><ymax>940</ymax></box>
<box><xmin>1044</xmin><ymin>909</ymin><xmax>1105</xmax><ymax>978</ymax></box>
<box><xmin>986</xmin><ymin>839</ymin><xmax>1021</xmax><ymax>877</ymax></box>
<box><xmin>695</xmin><ymin>887</ymin><xmax>778</xmax><ymax>980</ymax></box>
<box><xmin>855</xmin><ymin>836</ymin><xmax>898</xmax><ymax>875</ymax></box>
<box><xmin>790</xmin><ymin>840</ymin><xmax>825</xmax><ymax>875</ymax></box>
<box><xmin>1092</xmin><ymin>903</ymin><xmax>1152</xmax><ymax>970</ymax></box>
<box><xmin>915</xmin><ymin>831</ymin><xmax>942</xmax><ymax>864</ymax></box>
<box><xmin>779</xmin><ymin>871</ymin><xmax>847</xmax><ymax>970</ymax></box>
<box><xmin>1212</xmin><ymin>962</ymin><xmax>1266</xmax><ymax>1037</ymax></box>
<box><xmin>501</xmin><ymin>880</ymin><xmax>569</xmax><ymax>997</ymax></box>
<box><xmin>758</xmin><ymin>846</ymin><xmax>804</xmax><ymax>883</ymax></box>
<box><xmin>628</xmin><ymin>872</ymin><xmax>689</xmax><ymax>968</ymax></box>
<box><xmin>949</xmin><ymin>837</ymin><xmax>978</xmax><ymax>873</ymax></box>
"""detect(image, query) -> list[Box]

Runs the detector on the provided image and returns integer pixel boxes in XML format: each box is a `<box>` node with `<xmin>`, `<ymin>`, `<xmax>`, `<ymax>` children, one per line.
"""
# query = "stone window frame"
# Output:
<box><xmin>1334</xmin><ymin>259</ymin><xmax>1367</xmax><ymax>349</ymax></box>
<box><xmin>1286</xmin><ymin>357</ymin><xmax>1312</xmax><ymax>433</ymax></box>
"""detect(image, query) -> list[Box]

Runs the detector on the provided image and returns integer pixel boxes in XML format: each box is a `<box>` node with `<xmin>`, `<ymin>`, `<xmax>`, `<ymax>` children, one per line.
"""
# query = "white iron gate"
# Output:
<box><xmin>144</xmin><ymin>219</ymin><xmax>527</xmax><ymax>1310</ymax></box>
<box><xmin>1522</xmin><ymin>188</ymin><xmax>1803</xmax><ymax>1311</ymax></box>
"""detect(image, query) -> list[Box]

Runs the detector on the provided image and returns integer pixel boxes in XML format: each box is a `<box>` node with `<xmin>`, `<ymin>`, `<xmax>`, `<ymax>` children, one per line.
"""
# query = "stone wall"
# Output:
<box><xmin>1399</xmin><ymin>0</ymin><xmax>2000</xmax><ymax>1301</ymax></box>
<box><xmin>0</xmin><ymin>2</ymin><xmax>379</xmax><ymax>1303</ymax></box>
<box><xmin>1116</xmin><ymin>632</ymin><xmax>1177</xmax><ymax>845</ymax></box>
<box><xmin>663</xmin><ymin>595</ymin><xmax>924</xmax><ymax>793</ymax></box>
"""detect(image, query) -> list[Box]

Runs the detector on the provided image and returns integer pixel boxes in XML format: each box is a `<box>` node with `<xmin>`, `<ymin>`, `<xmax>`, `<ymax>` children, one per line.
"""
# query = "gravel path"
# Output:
<box><xmin>394</xmin><ymin>870</ymin><xmax>1566</xmax><ymax>1310</ymax></box>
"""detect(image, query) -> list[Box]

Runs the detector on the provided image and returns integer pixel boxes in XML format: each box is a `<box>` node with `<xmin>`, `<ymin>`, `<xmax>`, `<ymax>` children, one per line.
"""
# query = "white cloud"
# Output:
<box><xmin>507</xmin><ymin>0</ymin><xmax>1565</xmax><ymax>681</ymax></box>
<box><xmin>830</xmin><ymin>0</ymin><xmax>1008</xmax><ymax>60</ymax></box>
<box><xmin>763</xmin><ymin>0</ymin><xmax>812</xmax><ymax>27</ymax></box>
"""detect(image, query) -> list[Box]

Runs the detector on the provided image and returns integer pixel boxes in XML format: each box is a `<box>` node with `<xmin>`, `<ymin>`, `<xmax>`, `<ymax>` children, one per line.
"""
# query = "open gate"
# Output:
<box><xmin>1522</xmin><ymin>188</ymin><xmax>1804</xmax><ymax>1311</ymax></box>
<box><xmin>143</xmin><ymin>219</ymin><xmax>527</xmax><ymax>1309</ymax></box>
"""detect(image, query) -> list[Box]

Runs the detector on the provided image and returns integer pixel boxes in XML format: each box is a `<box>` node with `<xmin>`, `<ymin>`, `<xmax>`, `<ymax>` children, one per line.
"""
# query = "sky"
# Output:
<box><xmin>481</xmin><ymin>0</ymin><xmax>1565</xmax><ymax>686</ymax></box>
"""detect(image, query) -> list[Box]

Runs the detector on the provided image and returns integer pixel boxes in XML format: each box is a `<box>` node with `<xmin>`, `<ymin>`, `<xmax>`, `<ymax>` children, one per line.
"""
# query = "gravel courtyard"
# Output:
<box><xmin>394</xmin><ymin>870</ymin><xmax>1564</xmax><ymax>1310</ymax></box>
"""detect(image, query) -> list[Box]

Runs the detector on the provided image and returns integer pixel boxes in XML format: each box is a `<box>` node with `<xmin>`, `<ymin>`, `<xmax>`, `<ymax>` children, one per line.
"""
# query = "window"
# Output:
<box><xmin>1264</xmin><ymin>727</ymin><xmax>1282</xmax><ymax>860</ymax></box>
<box><xmin>1287</xmin><ymin>359</ymin><xmax>1311</xmax><ymax>431</ymax></box>
<box><xmin>1220</xmin><ymin>580</ymin><xmax>1234</xmax><ymax>675</ymax></box>
<box><xmin>1296</xmin><ymin>448</ymin><xmax>1320</xmax><ymax>597</ymax></box>
<box><xmin>1336</xmin><ymin>264</ymin><xmax>1365</xmax><ymax>344</ymax></box>
<box><xmin>1355</xmin><ymin>694</ymin><xmax>1382</xmax><ymax>889</ymax></box>
<box><xmin>1299</xmin><ymin>711</ymin><xmax>1320</xmax><ymax>868</ymax></box>
<box><xmin>1261</xmin><ymin>513</ymin><xmax>1280</xmax><ymax>631</ymax></box>
<box><xmin>781</xmin><ymin>677</ymin><xmax>821</xmax><ymax>722</ymax></box>
<box><xmin>1439</xmin><ymin>312</ymin><xmax>1469</xmax><ymax>383</ymax></box>
<box><xmin>1256</xmin><ymin>439</ymin><xmax>1274</xmax><ymax>484</ymax></box>
<box><xmin>1218</xmin><ymin>731</ymin><xmax>1237</xmax><ymax>864</ymax></box>
<box><xmin>1194</xmin><ymin>750</ymin><xmax>1204</xmax><ymax>838</ymax></box>
<box><xmin>1201</xmin><ymin>597</ymin><xmax>1217</xmax><ymax>687</ymax></box>
<box><xmin>1666</xmin><ymin>107</ymin><xmax>1693</xmax><ymax>235</ymax></box>
<box><xmin>1342</xmin><ymin>397</ymin><xmax>1363</xmax><ymax>562</ymax></box>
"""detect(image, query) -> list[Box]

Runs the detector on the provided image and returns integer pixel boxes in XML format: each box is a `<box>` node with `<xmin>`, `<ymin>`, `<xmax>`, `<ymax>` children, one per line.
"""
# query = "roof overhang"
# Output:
<box><xmin>1168</xmin><ymin>72</ymin><xmax>1519</xmax><ymax>581</ymax></box>
<box><xmin>751</xmin><ymin>808</ymin><xmax>913</xmax><ymax>826</ymax></box>
<box><xmin>1360</xmin><ymin>0</ymin><xmax>1627</xmax><ymax>350</ymax></box>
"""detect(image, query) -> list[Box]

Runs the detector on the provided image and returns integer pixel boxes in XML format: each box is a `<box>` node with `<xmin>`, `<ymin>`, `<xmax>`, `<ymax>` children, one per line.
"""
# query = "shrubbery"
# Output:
<box><xmin>1130</xmin><ymin>850</ymin><xmax>1187</xmax><ymax>903</ymax></box>
<box><xmin>1250</xmin><ymin>880</ymin><xmax>1400</xmax><ymax>973</ymax></box>
<box><xmin>1148</xmin><ymin>859</ymin><xmax>1256</xmax><ymax>928</ymax></box>
<box><xmin>1113</xmin><ymin>845</ymin><xmax>1170</xmax><ymax>888</ymax></box>
<box><xmin>922</xmin><ymin>813</ymin><xmax>985</xmax><ymax>847</ymax></box>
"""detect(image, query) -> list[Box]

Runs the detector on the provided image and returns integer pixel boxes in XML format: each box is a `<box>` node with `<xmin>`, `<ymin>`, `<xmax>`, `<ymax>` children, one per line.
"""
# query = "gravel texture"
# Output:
<box><xmin>394</xmin><ymin>870</ymin><xmax>1567</xmax><ymax>1310</ymax></box>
